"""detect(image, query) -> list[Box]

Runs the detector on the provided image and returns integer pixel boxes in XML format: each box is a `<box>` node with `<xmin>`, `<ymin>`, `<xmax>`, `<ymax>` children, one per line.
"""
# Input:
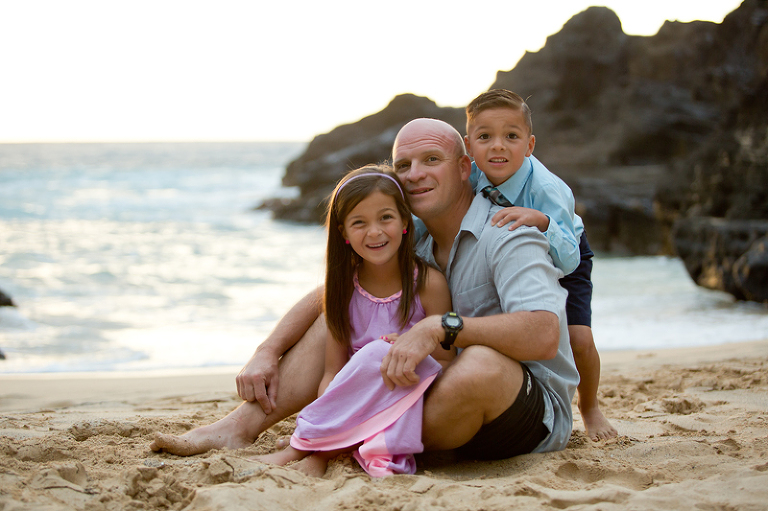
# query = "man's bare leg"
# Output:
<box><xmin>421</xmin><ymin>345</ymin><xmax>524</xmax><ymax>451</ymax></box>
<box><xmin>150</xmin><ymin>318</ymin><xmax>326</xmax><ymax>455</ymax></box>
<box><xmin>570</xmin><ymin>325</ymin><xmax>617</xmax><ymax>441</ymax></box>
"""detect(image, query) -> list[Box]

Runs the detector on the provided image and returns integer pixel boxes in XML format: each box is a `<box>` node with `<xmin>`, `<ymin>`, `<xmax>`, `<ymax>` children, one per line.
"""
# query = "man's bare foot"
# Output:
<box><xmin>150</xmin><ymin>422</ymin><xmax>254</xmax><ymax>456</ymax></box>
<box><xmin>580</xmin><ymin>404</ymin><xmax>618</xmax><ymax>441</ymax></box>
<box><xmin>291</xmin><ymin>453</ymin><xmax>330</xmax><ymax>478</ymax></box>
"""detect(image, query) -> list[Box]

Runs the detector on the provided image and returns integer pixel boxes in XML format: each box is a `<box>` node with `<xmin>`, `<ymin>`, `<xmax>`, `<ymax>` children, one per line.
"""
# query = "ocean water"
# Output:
<box><xmin>1</xmin><ymin>142</ymin><xmax>767</xmax><ymax>375</ymax></box>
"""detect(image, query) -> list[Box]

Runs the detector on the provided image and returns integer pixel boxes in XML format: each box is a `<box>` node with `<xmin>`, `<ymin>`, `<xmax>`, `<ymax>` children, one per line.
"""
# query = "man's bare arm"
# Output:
<box><xmin>381</xmin><ymin>310</ymin><xmax>559</xmax><ymax>389</ymax></box>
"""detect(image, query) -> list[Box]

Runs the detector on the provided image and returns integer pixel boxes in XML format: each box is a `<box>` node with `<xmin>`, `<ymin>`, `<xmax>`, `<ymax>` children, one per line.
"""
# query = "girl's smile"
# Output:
<box><xmin>341</xmin><ymin>191</ymin><xmax>407</xmax><ymax>268</ymax></box>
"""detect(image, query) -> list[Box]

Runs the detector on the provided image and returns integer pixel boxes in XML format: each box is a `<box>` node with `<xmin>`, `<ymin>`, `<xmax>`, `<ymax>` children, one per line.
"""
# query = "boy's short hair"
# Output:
<box><xmin>466</xmin><ymin>89</ymin><xmax>533</xmax><ymax>136</ymax></box>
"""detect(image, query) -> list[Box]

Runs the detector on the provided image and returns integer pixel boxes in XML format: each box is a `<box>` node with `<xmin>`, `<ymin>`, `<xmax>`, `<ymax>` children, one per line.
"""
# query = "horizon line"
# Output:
<box><xmin>0</xmin><ymin>138</ymin><xmax>311</xmax><ymax>145</ymax></box>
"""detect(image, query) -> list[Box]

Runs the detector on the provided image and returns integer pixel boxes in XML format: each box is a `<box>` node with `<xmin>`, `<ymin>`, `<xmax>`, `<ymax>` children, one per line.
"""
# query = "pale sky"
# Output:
<box><xmin>0</xmin><ymin>1</ymin><xmax>743</xmax><ymax>143</ymax></box>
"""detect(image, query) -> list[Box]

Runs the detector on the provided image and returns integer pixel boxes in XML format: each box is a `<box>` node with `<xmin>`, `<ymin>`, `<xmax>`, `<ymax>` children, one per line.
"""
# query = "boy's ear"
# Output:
<box><xmin>463</xmin><ymin>135</ymin><xmax>473</xmax><ymax>157</ymax></box>
<box><xmin>526</xmin><ymin>135</ymin><xmax>536</xmax><ymax>157</ymax></box>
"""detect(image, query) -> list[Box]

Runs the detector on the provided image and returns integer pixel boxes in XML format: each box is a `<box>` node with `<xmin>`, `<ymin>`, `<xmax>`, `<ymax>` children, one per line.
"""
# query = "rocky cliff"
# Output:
<box><xmin>259</xmin><ymin>94</ymin><xmax>465</xmax><ymax>224</ymax></box>
<box><xmin>261</xmin><ymin>0</ymin><xmax>768</xmax><ymax>301</ymax></box>
<box><xmin>656</xmin><ymin>69</ymin><xmax>768</xmax><ymax>302</ymax></box>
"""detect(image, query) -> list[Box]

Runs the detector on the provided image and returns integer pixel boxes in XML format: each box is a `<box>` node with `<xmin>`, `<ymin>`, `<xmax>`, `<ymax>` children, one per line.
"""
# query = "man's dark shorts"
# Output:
<box><xmin>456</xmin><ymin>364</ymin><xmax>549</xmax><ymax>460</ymax></box>
<box><xmin>560</xmin><ymin>231</ymin><xmax>594</xmax><ymax>327</ymax></box>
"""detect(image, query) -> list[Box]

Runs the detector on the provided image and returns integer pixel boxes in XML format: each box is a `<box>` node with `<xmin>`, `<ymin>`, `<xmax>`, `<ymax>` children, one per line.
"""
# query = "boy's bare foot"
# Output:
<box><xmin>580</xmin><ymin>404</ymin><xmax>618</xmax><ymax>441</ymax></box>
<box><xmin>150</xmin><ymin>422</ymin><xmax>254</xmax><ymax>456</ymax></box>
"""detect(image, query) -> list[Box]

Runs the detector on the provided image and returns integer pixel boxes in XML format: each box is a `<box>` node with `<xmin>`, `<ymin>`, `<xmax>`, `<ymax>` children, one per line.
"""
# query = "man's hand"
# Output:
<box><xmin>235</xmin><ymin>350</ymin><xmax>280</xmax><ymax>414</ymax></box>
<box><xmin>380</xmin><ymin>316</ymin><xmax>442</xmax><ymax>390</ymax></box>
<box><xmin>491</xmin><ymin>206</ymin><xmax>549</xmax><ymax>233</ymax></box>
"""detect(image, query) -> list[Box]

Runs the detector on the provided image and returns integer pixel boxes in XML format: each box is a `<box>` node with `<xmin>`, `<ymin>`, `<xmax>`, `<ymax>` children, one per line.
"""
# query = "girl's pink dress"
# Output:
<box><xmin>289</xmin><ymin>273</ymin><xmax>442</xmax><ymax>477</ymax></box>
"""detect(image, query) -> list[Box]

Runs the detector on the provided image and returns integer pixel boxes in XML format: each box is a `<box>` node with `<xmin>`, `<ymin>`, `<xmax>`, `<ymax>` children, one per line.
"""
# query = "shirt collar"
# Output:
<box><xmin>459</xmin><ymin>193</ymin><xmax>494</xmax><ymax>241</ymax></box>
<box><xmin>415</xmin><ymin>194</ymin><xmax>493</xmax><ymax>268</ymax></box>
<box><xmin>475</xmin><ymin>156</ymin><xmax>533</xmax><ymax>204</ymax></box>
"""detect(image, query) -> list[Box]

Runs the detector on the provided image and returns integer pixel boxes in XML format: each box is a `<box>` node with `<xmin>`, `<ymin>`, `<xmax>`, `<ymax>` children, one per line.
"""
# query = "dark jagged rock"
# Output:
<box><xmin>657</xmin><ymin>66</ymin><xmax>768</xmax><ymax>302</ymax></box>
<box><xmin>490</xmin><ymin>2</ymin><xmax>768</xmax><ymax>255</ymax></box>
<box><xmin>263</xmin><ymin>94</ymin><xmax>464</xmax><ymax>224</ymax></box>
<box><xmin>733</xmin><ymin>236</ymin><xmax>768</xmax><ymax>302</ymax></box>
<box><xmin>672</xmin><ymin>219</ymin><xmax>768</xmax><ymax>302</ymax></box>
<box><xmin>0</xmin><ymin>288</ymin><xmax>14</xmax><ymax>307</ymax></box>
<box><xmin>259</xmin><ymin>1</ymin><xmax>768</xmax><ymax>280</ymax></box>
<box><xmin>0</xmin><ymin>288</ymin><xmax>12</xmax><ymax>359</ymax></box>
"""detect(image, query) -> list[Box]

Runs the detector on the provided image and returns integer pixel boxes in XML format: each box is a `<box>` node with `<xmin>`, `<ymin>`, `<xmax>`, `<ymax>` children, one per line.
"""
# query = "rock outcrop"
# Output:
<box><xmin>656</xmin><ymin>66</ymin><xmax>768</xmax><ymax>302</ymax></box>
<box><xmin>259</xmin><ymin>94</ymin><xmax>464</xmax><ymax>224</ymax></box>
<box><xmin>0</xmin><ymin>288</ymin><xmax>14</xmax><ymax>307</ymax></box>
<box><xmin>259</xmin><ymin>1</ymin><xmax>768</xmax><ymax>301</ymax></box>
<box><xmin>489</xmin><ymin>2</ymin><xmax>768</xmax><ymax>255</ymax></box>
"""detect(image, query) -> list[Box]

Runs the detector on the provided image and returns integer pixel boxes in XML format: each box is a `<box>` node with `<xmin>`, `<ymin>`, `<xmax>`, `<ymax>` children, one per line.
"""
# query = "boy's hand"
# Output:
<box><xmin>491</xmin><ymin>206</ymin><xmax>550</xmax><ymax>233</ymax></box>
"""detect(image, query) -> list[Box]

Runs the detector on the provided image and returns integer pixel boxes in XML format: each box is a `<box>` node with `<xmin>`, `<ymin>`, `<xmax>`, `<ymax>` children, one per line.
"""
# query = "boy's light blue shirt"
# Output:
<box><xmin>471</xmin><ymin>155</ymin><xmax>583</xmax><ymax>275</ymax></box>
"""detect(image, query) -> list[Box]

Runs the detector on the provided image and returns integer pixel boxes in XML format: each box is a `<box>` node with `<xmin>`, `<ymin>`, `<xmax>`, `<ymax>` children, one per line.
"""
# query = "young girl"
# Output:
<box><xmin>253</xmin><ymin>165</ymin><xmax>453</xmax><ymax>477</ymax></box>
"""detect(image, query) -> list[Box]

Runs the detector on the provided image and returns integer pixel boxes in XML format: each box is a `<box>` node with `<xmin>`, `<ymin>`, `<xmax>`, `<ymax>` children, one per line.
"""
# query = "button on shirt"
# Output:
<box><xmin>471</xmin><ymin>155</ymin><xmax>583</xmax><ymax>275</ymax></box>
<box><xmin>414</xmin><ymin>194</ymin><xmax>579</xmax><ymax>454</ymax></box>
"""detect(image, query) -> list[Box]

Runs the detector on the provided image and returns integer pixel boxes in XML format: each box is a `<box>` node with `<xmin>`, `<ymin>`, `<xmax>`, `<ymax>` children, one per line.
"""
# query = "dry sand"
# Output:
<box><xmin>2</xmin><ymin>340</ymin><xmax>768</xmax><ymax>510</ymax></box>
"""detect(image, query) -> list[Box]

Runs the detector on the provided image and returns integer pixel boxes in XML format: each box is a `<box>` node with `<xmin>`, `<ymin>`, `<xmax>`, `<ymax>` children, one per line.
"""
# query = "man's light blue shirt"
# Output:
<box><xmin>471</xmin><ymin>155</ymin><xmax>583</xmax><ymax>275</ymax></box>
<box><xmin>415</xmin><ymin>194</ymin><xmax>579</xmax><ymax>454</ymax></box>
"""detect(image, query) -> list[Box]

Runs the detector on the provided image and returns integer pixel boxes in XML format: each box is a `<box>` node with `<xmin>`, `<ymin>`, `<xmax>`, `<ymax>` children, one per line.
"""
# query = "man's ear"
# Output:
<box><xmin>464</xmin><ymin>135</ymin><xmax>473</xmax><ymax>157</ymax></box>
<box><xmin>459</xmin><ymin>154</ymin><xmax>473</xmax><ymax>181</ymax></box>
<box><xmin>526</xmin><ymin>135</ymin><xmax>536</xmax><ymax>157</ymax></box>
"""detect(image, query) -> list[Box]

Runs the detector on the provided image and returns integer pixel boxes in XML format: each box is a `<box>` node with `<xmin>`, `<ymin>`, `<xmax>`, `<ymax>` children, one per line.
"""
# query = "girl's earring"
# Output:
<box><xmin>402</xmin><ymin>228</ymin><xmax>407</xmax><ymax>234</ymax></box>
<box><xmin>345</xmin><ymin>239</ymin><xmax>350</xmax><ymax>245</ymax></box>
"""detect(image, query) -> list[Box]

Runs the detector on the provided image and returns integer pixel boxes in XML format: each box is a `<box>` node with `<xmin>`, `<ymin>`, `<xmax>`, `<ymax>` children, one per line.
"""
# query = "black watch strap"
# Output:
<box><xmin>441</xmin><ymin>312</ymin><xmax>463</xmax><ymax>350</ymax></box>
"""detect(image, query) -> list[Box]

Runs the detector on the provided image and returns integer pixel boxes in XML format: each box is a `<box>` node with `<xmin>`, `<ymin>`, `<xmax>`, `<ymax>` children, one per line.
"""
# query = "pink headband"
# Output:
<box><xmin>335</xmin><ymin>172</ymin><xmax>404</xmax><ymax>200</ymax></box>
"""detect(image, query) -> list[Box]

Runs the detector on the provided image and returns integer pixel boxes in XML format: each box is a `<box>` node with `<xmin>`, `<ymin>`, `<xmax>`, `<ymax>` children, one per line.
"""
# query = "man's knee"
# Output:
<box><xmin>438</xmin><ymin>346</ymin><xmax>524</xmax><ymax>421</ymax></box>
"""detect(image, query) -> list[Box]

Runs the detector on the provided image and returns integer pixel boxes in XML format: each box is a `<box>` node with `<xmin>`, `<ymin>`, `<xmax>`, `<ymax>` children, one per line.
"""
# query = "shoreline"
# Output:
<box><xmin>3</xmin><ymin>339</ymin><xmax>767</xmax><ymax>413</ymax></box>
<box><xmin>2</xmin><ymin>339</ymin><xmax>767</xmax><ymax>509</ymax></box>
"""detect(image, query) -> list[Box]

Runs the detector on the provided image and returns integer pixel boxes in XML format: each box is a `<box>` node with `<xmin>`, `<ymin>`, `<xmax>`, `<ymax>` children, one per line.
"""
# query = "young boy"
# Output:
<box><xmin>464</xmin><ymin>89</ymin><xmax>617</xmax><ymax>441</ymax></box>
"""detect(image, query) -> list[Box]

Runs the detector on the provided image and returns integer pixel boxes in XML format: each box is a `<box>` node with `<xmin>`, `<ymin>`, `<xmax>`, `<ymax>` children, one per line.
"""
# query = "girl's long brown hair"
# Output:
<box><xmin>324</xmin><ymin>164</ymin><xmax>426</xmax><ymax>348</ymax></box>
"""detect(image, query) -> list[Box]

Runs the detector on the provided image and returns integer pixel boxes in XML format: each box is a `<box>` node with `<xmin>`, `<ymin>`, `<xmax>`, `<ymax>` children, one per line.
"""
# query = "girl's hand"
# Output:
<box><xmin>491</xmin><ymin>206</ymin><xmax>549</xmax><ymax>232</ymax></box>
<box><xmin>380</xmin><ymin>317</ymin><xmax>441</xmax><ymax>390</ymax></box>
<box><xmin>380</xmin><ymin>333</ymin><xmax>399</xmax><ymax>344</ymax></box>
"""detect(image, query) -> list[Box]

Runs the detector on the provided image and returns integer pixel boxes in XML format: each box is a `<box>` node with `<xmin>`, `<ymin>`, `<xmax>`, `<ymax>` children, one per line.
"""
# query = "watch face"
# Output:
<box><xmin>445</xmin><ymin>316</ymin><xmax>461</xmax><ymax>328</ymax></box>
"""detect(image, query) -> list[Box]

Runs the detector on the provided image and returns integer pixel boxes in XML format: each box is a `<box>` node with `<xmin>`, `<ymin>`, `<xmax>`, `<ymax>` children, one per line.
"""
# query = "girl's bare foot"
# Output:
<box><xmin>291</xmin><ymin>453</ymin><xmax>330</xmax><ymax>478</ymax></box>
<box><xmin>250</xmin><ymin>446</ymin><xmax>309</xmax><ymax>467</ymax></box>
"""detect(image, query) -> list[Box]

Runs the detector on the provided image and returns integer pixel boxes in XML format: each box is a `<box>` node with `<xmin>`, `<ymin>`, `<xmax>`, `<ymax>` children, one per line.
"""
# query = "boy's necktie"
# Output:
<box><xmin>480</xmin><ymin>185</ymin><xmax>514</xmax><ymax>208</ymax></box>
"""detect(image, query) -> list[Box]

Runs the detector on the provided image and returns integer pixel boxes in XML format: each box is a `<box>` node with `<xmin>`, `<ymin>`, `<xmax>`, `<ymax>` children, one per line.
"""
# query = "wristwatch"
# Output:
<box><xmin>441</xmin><ymin>312</ymin><xmax>463</xmax><ymax>350</ymax></box>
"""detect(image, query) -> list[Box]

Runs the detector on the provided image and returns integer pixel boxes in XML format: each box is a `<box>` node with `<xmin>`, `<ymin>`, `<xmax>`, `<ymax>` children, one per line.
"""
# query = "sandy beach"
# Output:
<box><xmin>2</xmin><ymin>340</ymin><xmax>767</xmax><ymax>510</ymax></box>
